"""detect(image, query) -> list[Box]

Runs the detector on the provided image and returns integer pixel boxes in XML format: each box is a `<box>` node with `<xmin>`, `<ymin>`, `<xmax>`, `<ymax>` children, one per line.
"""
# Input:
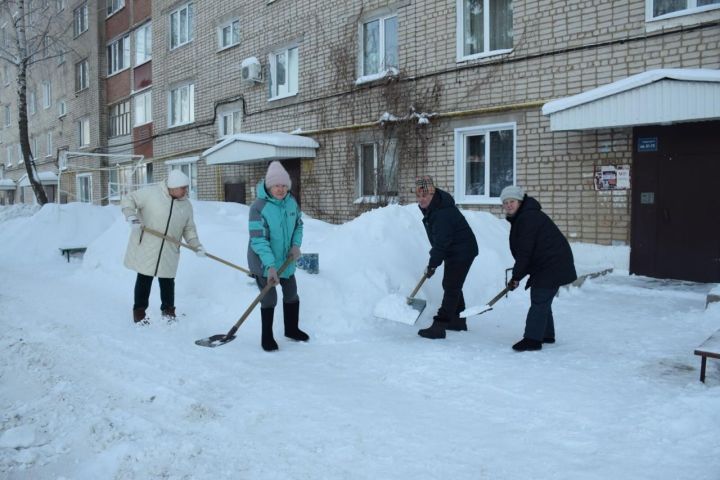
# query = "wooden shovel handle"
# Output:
<box><xmin>407</xmin><ymin>274</ymin><xmax>428</xmax><ymax>302</ymax></box>
<box><xmin>142</xmin><ymin>226</ymin><xmax>251</xmax><ymax>275</ymax></box>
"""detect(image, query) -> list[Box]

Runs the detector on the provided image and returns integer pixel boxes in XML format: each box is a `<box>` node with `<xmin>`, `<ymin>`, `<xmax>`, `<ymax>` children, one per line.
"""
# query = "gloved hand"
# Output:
<box><xmin>507</xmin><ymin>279</ymin><xmax>520</xmax><ymax>291</ymax></box>
<box><xmin>288</xmin><ymin>245</ymin><xmax>301</xmax><ymax>261</ymax></box>
<box><xmin>127</xmin><ymin>215</ymin><xmax>142</xmax><ymax>231</ymax></box>
<box><xmin>267</xmin><ymin>267</ymin><xmax>279</xmax><ymax>286</ymax></box>
<box><xmin>195</xmin><ymin>246</ymin><xmax>207</xmax><ymax>257</ymax></box>
<box><xmin>425</xmin><ymin>266</ymin><xmax>436</xmax><ymax>278</ymax></box>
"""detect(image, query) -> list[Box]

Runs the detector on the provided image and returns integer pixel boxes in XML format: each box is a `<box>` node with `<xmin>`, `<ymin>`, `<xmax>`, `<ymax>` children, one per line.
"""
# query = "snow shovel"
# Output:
<box><xmin>142</xmin><ymin>226</ymin><xmax>251</xmax><ymax>275</ymax></box>
<box><xmin>460</xmin><ymin>286</ymin><xmax>511</xmax><ymax>317</ymax></box>
<box><xmin>195</xmin><ymin>256</ymin><xmax>294</xmax><ymax>348</ymax></box>
<box><xmin>373</xmin><ymin>273</ymin><xmax>428</xmax><ymax>325</ymax></box>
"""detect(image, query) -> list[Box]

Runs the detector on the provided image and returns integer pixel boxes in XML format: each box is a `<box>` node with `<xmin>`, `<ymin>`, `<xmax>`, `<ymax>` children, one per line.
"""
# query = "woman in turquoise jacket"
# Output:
<box><xmin>248</xmin><ymin>161</ymin><xmax>308</xmax><ymax>351</ymax></box>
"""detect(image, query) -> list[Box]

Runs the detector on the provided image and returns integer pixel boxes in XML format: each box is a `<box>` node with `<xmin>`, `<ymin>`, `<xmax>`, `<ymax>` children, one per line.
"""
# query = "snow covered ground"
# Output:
<box><xmin>0</xmin><ymin>201</ymin><xmax>718</xmax><ymax>479</ymax></box>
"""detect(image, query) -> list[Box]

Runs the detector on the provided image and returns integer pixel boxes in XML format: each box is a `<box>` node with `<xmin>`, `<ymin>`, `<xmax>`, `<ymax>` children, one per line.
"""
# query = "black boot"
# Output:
<box><xmin>261</xmin><ymin>308</ymin><xmax>278</xmax><ymax>351</ymax></box>
<box><xmin>446</xmin><ymin>317</ymin><xmax>467</xmax><ymax>331</ymax></box>
<box><xmin>133</xmin><ymin>308</ymin><xmax>148</xmax><ymax>325</ymax></box>
<box><xmin>418</xmin><ymin>317</ymin><xmax>447</xmax><ymax>339</ymax></box>
<box><xmin>283</xmin><ymin>301</ymin><xmax>309</xmax><ymax>342</ymax></box>
<box><xmin>161</xmin><ymin>306</ymin><xmax>177</xmax><ymax>323</ymax></box>
<box><xmin>512</xmin><ymin>338</ymin><xmax>542</xmax><ymax>351</ymax></box>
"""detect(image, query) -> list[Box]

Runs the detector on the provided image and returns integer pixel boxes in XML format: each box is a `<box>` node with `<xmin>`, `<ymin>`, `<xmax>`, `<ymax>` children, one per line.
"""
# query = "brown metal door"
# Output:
<box><xmin>631</xmin><ymin>122</ymin><xmax>720</xmax><ymax>282</ymax></box>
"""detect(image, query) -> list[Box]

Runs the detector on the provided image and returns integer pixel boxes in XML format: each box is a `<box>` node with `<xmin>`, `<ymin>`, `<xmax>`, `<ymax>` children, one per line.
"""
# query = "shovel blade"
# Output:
<box><xmin>195</xmin><ymin>334</ymin><xmax>236</xmax><ymax>348</ymax></box>
<box><xmin>407</xmin><ymin>297</ymin><xmax>427</xmax><ymax>314</ymax></box>
<box><xmin>460</xmin><ymin>304</ymin><xmax>493</xmax><ymax>317</ymax></box>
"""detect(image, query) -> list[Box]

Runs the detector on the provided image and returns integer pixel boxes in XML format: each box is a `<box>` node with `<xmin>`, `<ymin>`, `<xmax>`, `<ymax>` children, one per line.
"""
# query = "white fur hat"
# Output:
<box><xmin>167</xmin><ymin>170</ymin><xmax>190</xmax><ymax>188</ymax></box>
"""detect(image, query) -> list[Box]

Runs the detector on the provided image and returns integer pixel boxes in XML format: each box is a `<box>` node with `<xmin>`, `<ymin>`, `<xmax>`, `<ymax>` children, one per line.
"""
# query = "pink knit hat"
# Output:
<box><xmin>265</xmin><ymin>161</ymin><xmax>291</xmax><ymax>189</ymax></box>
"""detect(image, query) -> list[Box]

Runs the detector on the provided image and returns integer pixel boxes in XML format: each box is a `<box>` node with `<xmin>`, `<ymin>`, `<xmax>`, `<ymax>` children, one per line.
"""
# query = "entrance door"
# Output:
<box><xmin>631</xmin><ymin>121</ymin><xmax>720</xmax><ymax>282</ymax></box>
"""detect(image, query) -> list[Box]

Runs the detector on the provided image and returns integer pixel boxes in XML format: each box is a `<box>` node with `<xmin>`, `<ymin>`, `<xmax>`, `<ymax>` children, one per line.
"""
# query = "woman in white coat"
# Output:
<box><xmin>121</xmin><ymin>170</ymin><xmax>205</xmax><ymax>324</ymax></box>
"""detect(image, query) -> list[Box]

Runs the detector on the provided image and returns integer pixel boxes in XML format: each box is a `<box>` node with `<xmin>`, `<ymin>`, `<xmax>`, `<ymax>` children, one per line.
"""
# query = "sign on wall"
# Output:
<box><xmin>594</xmin><ymin>165</ymin><xmax>630</xmax><ymax>191</ymax></box>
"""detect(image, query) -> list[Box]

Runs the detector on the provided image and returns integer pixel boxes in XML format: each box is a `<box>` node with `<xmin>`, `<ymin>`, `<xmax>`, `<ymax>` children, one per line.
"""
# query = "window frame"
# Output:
<box><xmin>77</xmin><ymin>117</ymin><xmax>91</xmax><ymax>147</ymax></box>
<box><xmin>73</xmin><ymin>3</ymin><xmax>88</xmax><ymax>37</ymax></box>
<box><xmin>4</xmin><ymin>105</ymin><xmax>10</xmax><ymax>127</ymax></box>
<box><xmin>169</xmin><ymin>2</ymin><xmax>194</xmax><ymax>50</ymax></box>
<box><xmin>645</xmin><ymin>0</ymin><xmax>720</xmax><ymax>20</ymax></box>
<box><xmin>42</xmin><ymin>81</ymin><xmax>52</xmax><ymax>109</ymax></box>
<box><xmin>168</xmin><ymin>82</ymin><xmax>194</xmax><ymax>127</ymax></box>
<box><xmin>218</xmin><ymin>18</ymin><xmax>240</xmax><ymax>50</ymax></box>
<box><xmin>135</xmin><ymin>22</ymin><xmax>152</xmax><ymax>66</ymax></box>
<box><xmin>358</xmin><ymin>13</ymin><xmax>399</xmax><ymax>78</ymax></box>
<box><xmin>355</xmin><ymin>139</ymin><xmax>399</xmax><ymax>202</ymax></box>
<box><xmin>46</xmin><ymin>131</ymin><xmax>53</xmax><ymax>158</ymax></box>
<box><xmin>108</xmin><ymin>100</ymin><xmax>131</xmax><ymax>137</ymax></box>
<box><xmin>268</xmin><ymin>45</ymin><xmax>299</xmax><ymax>101</ymax></box>
<box><xmin>166</xmin><ymin>159</ymin><xmax>198</xmax><ymax>199</ymax></box>
<box><xmin>76</xmin><ymin>173</ymin><xmax>92</xmax><ymax>203</ymax></box>
<box><xmin>106</xmin><ymin>0</ymin><xmax>125</xmax><ymax>17</ymax></box>
<box><xmin>455</xmin><ymin>0</ymin><xmax>514</xmax><ymax>62</ymax></box>
<box><xmin>133</xmin><ymin>90</ymin><xmax>152</xmax><ymax>126</ymax></box>
<box><xmin>218</xmin><ymin>108</ymin><xmax>242</xmax><ymax>138</ymax></box>
<box><xmin>75</xmin><ymin>59</ymin><xmax>89</xmax><ymax>92</ymax></box>
<box><xmin>453</xmin><ymin>122</ymin><xmax>516</xmax><ymax>205</ymax></box>
<box><xmin>107</xmin><ymin>34</ymin><xmax>130</xmax><ymax>76</ymax></box>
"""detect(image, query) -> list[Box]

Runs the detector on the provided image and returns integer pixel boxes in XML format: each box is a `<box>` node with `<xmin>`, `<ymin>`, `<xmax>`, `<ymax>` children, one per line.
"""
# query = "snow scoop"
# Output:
<box><xmin>460</xmin><ymin>286</ymin><xmax>511</xmax><ymax>317</ymax></box>
<box><xmin>195</xmin><ymin>256</ymin><xmax>294</xmax><ymax>348</ymax></box>
<box><xmin>373</xmin><ymin>273</ymin><xmax>428</xmax><ymax>325</ymax></box>
<box><xmin>142</xmin><ymin>226</ymin><xmax>251</xmax><ymax>275</ymax></box>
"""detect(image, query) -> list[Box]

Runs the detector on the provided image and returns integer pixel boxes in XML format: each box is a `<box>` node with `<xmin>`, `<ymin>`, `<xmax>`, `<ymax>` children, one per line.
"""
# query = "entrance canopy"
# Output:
<box><xmin>18</xmin><ymin>171</ymin><xmax>58</xmax><ymax>187</ymax></box>
<box><xmin>542</xmin><ymin>69</ymin><xmax>720</xmax><ymax>131</ymax></box>
<box><xmin>202</xmin><ymin>132</ymin><xmax>319</xmax><ymax>165</ymax></box>
<box><xmin>0</xmin><ymin>178</ymin><xmax>16</xmax><ymax>191</ymax></box>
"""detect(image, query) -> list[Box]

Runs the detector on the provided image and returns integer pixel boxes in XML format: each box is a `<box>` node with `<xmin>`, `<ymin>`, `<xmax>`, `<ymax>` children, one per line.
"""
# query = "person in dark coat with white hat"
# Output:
<box><xmin>501</xmin><ymin>185</ymin><xmax>577</xmax><ymax>351</ymax></box>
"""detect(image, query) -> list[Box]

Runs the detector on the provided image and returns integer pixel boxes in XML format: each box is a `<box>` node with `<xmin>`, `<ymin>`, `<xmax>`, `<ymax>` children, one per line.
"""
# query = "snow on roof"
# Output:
<box><xmin>0</xmin><ymin>178</ymin><xmax>16</xmax><ymax>186</ymax></box>
<box><xmin>542</xmin><ymin>69</ymin><xmax>720</xmax><ymax>115</ymax></box>
<box><xmin>202</xmin><ymin>132</ymin><xmax>319</xmax><ymax>158</ymax></box>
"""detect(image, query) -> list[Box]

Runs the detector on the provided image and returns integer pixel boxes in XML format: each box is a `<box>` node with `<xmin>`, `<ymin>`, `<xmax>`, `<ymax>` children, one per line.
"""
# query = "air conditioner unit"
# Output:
<box><xmin>241</xmin><ymin>57</ymin><xmax>262</xmax><ymax>83</ymax></box>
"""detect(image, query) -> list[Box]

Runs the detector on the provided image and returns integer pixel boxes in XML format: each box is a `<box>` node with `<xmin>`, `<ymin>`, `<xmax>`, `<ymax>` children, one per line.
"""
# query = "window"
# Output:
<box><xmin>42</xmin><ymin>81</ymin><xmax>52</xmax><ymax>109</ymax></box>
<box><xmin>58</xmin><ymin>99</ymin><xmax>66</xmax><ymax>117</ymax></box>
<box><xmin>4</xmin><ymin>105</ymin><xmax>10</xmax><ymax>127</ymax></box>
<box><xmin>218</xmin><ymin>19</ymin><xmax>240</xmax><ymax>50</ymax></box>
<box><xmin>76</xmin><ymin>173</ymin><xmax>92</xmax><ymax>202</ymax></box>
<box><xmin>168</xmin><ymin>83</ymin><xmax>194</xmax><ymax>126</ymax></box>
<box><xmin>5</xmin><ymin>145</ymin><xmax>12</xmax><ymax>165</ymax></box>
<box><xmin>219</xmin><ymin>109</ymin><xmax>241</xmax><ymax>138</ymax></box>
<box><xmin>170</xmin><ymin>3</ymin><xmax>193</xmax><ymax>49</ymax></box>
<box><xmin>78</xmin><ymin>117</ymin><xmax>90</xmax><ymax>146</ymax></box>
<box><xmin>46</xmin><ymin>131</ymin><xmax>53</xmax><ymax>157</ymax></box>
<box><xmin>107</xmin><ymin>0</ymin><xmax>124</xmax><ymax>16</ymax></box>
<box><xmin>17</xmin><ymin>143</ymin><xmax>22</xmax><ymax>163</ymax></box>
<box><xmin>75</xmin><ymin>59</ymin><xmax>88</xmax><ymax>92</ymax></box>
<box><xmin>3</xmin><ymin>65</ymin><xmax>9</xmax><ymax>86</ymax></box>
<box><xmin>648</xmin><ymin>0</ymin><xmax>720</xmax><ymax>18</ymax></box>
<box><xmin>135</xmin><ymin>22</ymin><xmax>152</xmax><ymax>65</ymax></box>
<box><xmin>30</xmin><ymin>137</ymin><xmax>37</xmax><ymax>160</ymax></box>
<box><xmin>360</xmin><ymin>14</ymin><xmax>398</xmax><ymax>77</ymax></box>
<box><xmin>133</xmin><ymin>90</ymin><xmax>152</xmax><ymax>126</ymax></box>
<box><xmin>107</xmin><ymin>35</ymin><xmax>130</xmax><ymax>75</ymax></box>
<box><xmin>268</xmin><ymin>46</ymin><xmax>298</xmax><ymax>100</ymax></box>
<box><xmin>457</xmin><ymin>0</ymin><xmax>513</xmax><ymax>60</ymax></box>
<box><xmin>168</xmin><ymin>161</ymin><xmax>197</xmax><ymax>199</ymax></box>
<box><xmin>28</xmin><ymin>90</ymin><xmax>36</xmax><ymax>115</ymax></box>
<box><xmin>73</xmin><ymin>3</ymin><xmax>88</xmax><ymax>37</ymax></box>
<box><xmin>357</xmin><ymin>140</ymin><xmax>398</xmax><ymax>199</ymax></box>
<box><xmin>109</xmin><ymin>162</ymin><xmax>141</xmax><ymax>199</ymax></box>
<box><xmin>454</xmin><ymin>123</ymin><xmax>515</xmax><ymax>203</ymax></box>
<box><xmin>57</xmin><ymin>0</ymin><xmax>66</xmax><ymax>11</ymax></box>
<box><xmin>108</xmin><ymin>101</ymin><xmax>131</xmax><ymax>137</ymax></box>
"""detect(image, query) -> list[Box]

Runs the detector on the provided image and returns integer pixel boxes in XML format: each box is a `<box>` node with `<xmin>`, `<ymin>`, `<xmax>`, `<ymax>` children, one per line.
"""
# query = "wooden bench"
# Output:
<box><xmin>695</xmin><ymin>329</ymin><xmax>720</xmax><ymax>383</ymax></box>
<box><xmin>59</xmin><ymin>247</ymin><xmax>87</xmax><ymax>263</ymax></box>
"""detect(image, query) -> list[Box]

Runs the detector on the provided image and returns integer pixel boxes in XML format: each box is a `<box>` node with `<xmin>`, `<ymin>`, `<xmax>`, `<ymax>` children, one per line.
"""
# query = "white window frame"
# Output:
<box><xmin>73</xmin><ymin>3</ymin><xmax>88</xmax><ymax>37</ymax></box>
<box><xmin>28</xmin><ymin>90</ymin><xmax>36</xmax><ymax>115</ymax></box>
<box><xmin>218</xmin><ymin>109</ymin><xmax>241</xmax><ymax>138</ymax></box>
<box><xmin>46</xmin><ymin>131</ymin><xmax>53</xmax><ymax>157</ymax></box>
<box><xmin>268</xmin><ymin>46</ymin><xmax>298</xmax><ymax>100</ymax></box>
<box><xmin>168</xmin><ymin>83</ymin><xmax>194</xmax><ymax>127</ymax></box>
<box><xmin>355</xmin><ymin>140</ymin><xmax>398</xmax><ymax>203</ymax></box>
<box><xmin>75</xmin><ymin>59</ymin><xmax>89</xmax><ymax>92</ymax></box>
<box><xmin>166</xmin><ymin>158</ymin><xmax>198</xmax><ymax>199</ymax></box>
<box><xmin>107</xmin><ymin>0</ymin><xmax>125</xmax><ymax>17</ymax></box>
<box><xmin>646</xmin><ymin>0</ymin><xmax>720</xmax><ymax>20</ymax></box>
<box><xmin>56</xmin><ymin>0</ymin><xmax>66</xmax><ymax>12</ymax></box>
<box><xmin>218</xmin><ymin>19</ymin><xmax>240</xmax><ymax>50</ymax></box>
<box><xmin>455</xmin><ymin>0</ymin><xmax>514</xmax><ymax>62</ymax></box>
<box><xmin>5</xmin><ymin>145</ymin><xmax>12</xmax><ymax>166</ymax></box>
<box><xmin>30</xmin><ymin>137</ymin><xmax>37</xmax><ymax>160</ymax></box>
<box><xmin>76</xmin><ymin>173</ymin><xmax>92</xmax><ymax>203</ymax></box>
<box><xmin>359</xmin><ymin>13</ymin><xmax>398</xmax><ymax>78</ymax></box>
<box><xmin>170</xmin><ymin>2</ymin><xmax>193</xmax><ymax>50</ymax></box>
<box><xmin>135</xmin><ymin>22</ymin><xmax>152</xmax><ymax>65</ymax></box>
<box><xmin>42</xmin><ymin>81</ymin><xmax>52</xmax><ymax>109</ymax></box>
<box><xmin>78</xmin><ymin>117</ymin><xmax>90</xmax><ymax>147</ymax></box>
<box><xmin>3</xmin><ymin>105</ymin><xmax>10</xmax><ymax>127</ymax></box>
<box><xmin>453</xmin><ymin>122</ymin><xmax>516</xmax><ymax>204</ymax></box>
<box><xmin>16</xmin><ymin>143</ymin><xmax>22</xmax><ymax>163</ymax></box>
<box><xmin>58</xmin><ymin>99</ymin><xmax>67</xmax><ymax>117</ymax></box>
<box><xmin>133</xmin><ymin>90</ymin><xmax>152</xmax><ymax>126</ymax></box>
<box><xmin>107</xmin><ymin>34</ymin><xmax>130</xmax><ymax>76</ymax></box>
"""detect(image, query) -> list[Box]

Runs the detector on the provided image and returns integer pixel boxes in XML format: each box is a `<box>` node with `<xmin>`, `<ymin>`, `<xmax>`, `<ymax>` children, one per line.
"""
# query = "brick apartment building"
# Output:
<box><xmin>0</xmin><ymin>0</ymin><xmax>718</xmax><ymax>282</ymax></box>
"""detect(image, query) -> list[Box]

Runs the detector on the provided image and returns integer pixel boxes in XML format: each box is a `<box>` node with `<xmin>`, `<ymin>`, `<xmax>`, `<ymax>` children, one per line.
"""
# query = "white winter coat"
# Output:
<box><xmin>121</xmin><ymin>182</ymin><xmax>202</xmax><ymax>278</ymax></box>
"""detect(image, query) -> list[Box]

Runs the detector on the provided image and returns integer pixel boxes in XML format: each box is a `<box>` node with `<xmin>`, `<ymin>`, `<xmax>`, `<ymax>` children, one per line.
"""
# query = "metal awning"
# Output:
<box><xmin>18</xmin><ymin>171</ymin><xmax>58</xmax><ymax>187</ymax></box>
<box><xmin>0</xmin><ymin>178</ymin><xmax>16</xmax><ymax>191</ymax></box>
<box><xmin>202</xmin><ymin>132</ymin><xmax>320</xmax><ymax>165</ymax></box>
<box><xmin>542</xmin><ymin>69</ymin><xmax>720</xmax><ymax>131</ymax></box>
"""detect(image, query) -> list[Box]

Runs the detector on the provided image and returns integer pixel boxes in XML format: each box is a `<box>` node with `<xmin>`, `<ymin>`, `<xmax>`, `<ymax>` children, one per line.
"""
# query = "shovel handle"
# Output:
<box><xmin>487</xmin><ymin>286</ymin><xmax>511</xmax><ymax>307</ymax></box>
<box><xmin>142</xmin><ymin>226</ymin><xmax>251</xmax><ymax>275</ymax></box>
<box><xmin>224</xmin><ymin>256</ymin><xmax>295</xmax><ymax>339</ymax></box>
<box><xmin>407</xmin><ymin>274</ymin><xmax>428</xmax><ymax>302</ymax></box>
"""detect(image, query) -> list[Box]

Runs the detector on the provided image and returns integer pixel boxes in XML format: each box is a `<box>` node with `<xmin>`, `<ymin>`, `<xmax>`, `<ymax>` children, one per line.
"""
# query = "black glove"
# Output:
<box><xmin>507</xmin><ymin>279</ymin><xmax>520</xmax><ymax>291</ymax></box>
<box><xmin>425</xmin><ymin>266</ymin><xmax>436</xmax><ymax>278</ymax></box>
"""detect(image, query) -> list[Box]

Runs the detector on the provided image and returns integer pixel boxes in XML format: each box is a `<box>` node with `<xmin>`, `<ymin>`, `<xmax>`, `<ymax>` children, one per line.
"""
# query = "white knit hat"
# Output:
<box><xmin>265</xmin><ymin>161</ymin><xmax>291</xmax><ymax>189</ymax></box>
<box><xmin>500</xmin><ymin>185</ymin><xmax>525</xmax><ymax>202</ymax></box>
<box><xmin>167</xmin><ymin>170</ymin><xmax>190</xmax><ymax>188</ymax></box>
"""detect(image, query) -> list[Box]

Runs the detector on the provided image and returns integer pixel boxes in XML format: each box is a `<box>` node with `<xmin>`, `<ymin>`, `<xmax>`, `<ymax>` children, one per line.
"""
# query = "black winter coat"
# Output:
<box><xmin>507</xmin><ymin>195</ymin><xmax>577</xmax><ymax>289</ymax></box>
<box><xmin>420</xmin><ymin>188</ymin><xmax>479</xmax><ymax>268</ymax></box>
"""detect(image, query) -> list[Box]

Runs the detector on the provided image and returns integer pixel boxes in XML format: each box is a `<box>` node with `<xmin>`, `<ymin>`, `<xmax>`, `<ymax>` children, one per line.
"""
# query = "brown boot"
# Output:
<box><xmin>133</xmin><ymin>308</ymin><xmax>148</xmax><ymax>325</ymax></box>
<box><xmin>161</xmin><ymin>307</ymin><xmax>177</xmax><ymax>322</ymax></box>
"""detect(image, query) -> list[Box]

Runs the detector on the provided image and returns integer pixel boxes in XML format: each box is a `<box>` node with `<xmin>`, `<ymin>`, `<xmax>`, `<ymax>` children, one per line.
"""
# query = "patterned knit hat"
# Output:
<box><xmin>415</xmin><ymin>175</ymin><xmax>435</xmax><ymax>195</ymax></box>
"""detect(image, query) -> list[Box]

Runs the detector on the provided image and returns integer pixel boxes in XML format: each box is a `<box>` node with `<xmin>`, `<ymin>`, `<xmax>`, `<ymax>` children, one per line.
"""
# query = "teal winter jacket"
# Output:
<box><xmin>247</xmin><ymin>180</ymin><xmax>303</xmax><ymax>279</ymax></box>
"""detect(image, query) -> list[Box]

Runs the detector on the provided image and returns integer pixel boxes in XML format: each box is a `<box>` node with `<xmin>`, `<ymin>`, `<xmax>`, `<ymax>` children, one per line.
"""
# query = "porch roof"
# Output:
<box><xmin>202</xmin><ymin>132</ymin><xmax>320</xmax><ymax>165</ymax></box>
<box><xmin>0</xmin><ymin>178</ymin><xmax>16</xmax><ymax>190</ymax></box>
<box><xmin>542</xmin><ymin>69</ymin><xmax>720</xmax><ymax>131</ymax></box>
<box><xmin>18</xmin><ymin>171</ymin><xmax>58</xmax><ymax>187</ymax></box>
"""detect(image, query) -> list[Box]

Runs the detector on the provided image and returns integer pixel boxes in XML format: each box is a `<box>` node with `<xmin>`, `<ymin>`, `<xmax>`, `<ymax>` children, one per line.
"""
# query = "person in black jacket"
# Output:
<box><xmin>416</xmin><ymin>176</ymin><xmax>479</xmax><ymax>339</ymax></box>
<box><xmin>501</xmin><ymin>185</ymin><xmax>577</xmax><ymax>351</ymax></box>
